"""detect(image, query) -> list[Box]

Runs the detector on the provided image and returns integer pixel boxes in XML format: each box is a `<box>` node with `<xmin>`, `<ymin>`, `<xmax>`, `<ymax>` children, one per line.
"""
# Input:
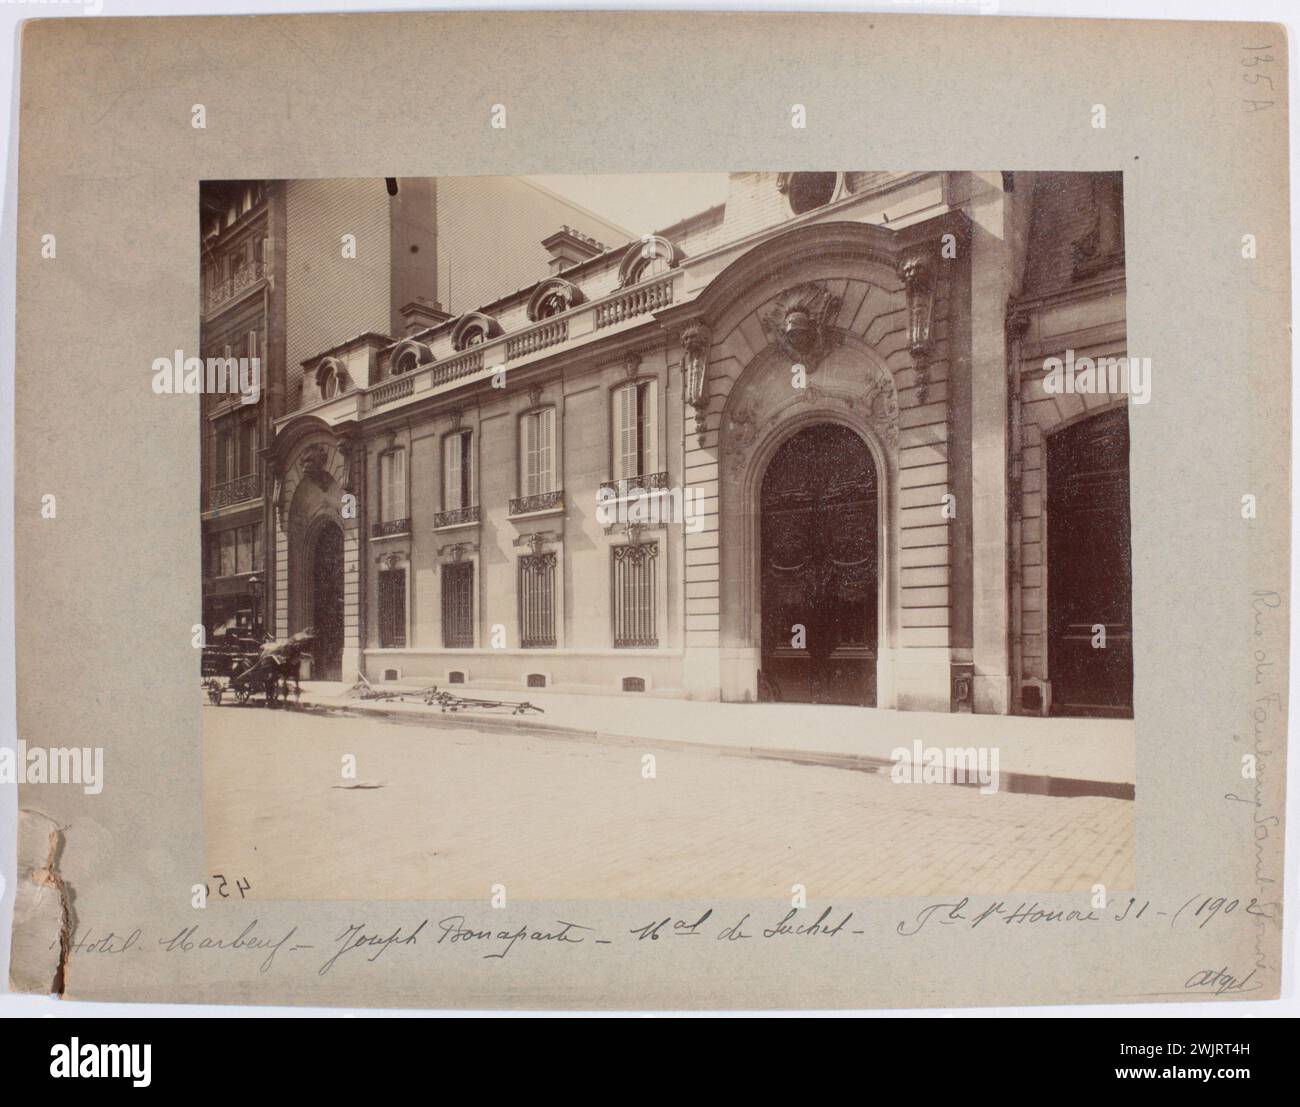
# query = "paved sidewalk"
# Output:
<box><xmin>289</xmin><ymin>680</ymin><xmax>1135</xmax><ymax>799</ymax></box>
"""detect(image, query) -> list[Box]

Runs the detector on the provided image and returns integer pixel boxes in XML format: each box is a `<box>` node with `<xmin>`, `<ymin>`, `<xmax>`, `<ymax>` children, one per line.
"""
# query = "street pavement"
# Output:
<box><xmin>203</xmin><ymin>704</ymin><xmax>1135</xmax><ymax>902</ymax></box>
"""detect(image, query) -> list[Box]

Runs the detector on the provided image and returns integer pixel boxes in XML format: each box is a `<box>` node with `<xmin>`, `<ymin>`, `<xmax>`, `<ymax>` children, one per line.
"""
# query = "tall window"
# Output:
<box><xmin>442</xmin><ymin>562</ymin><xmax>474</xmax><ymax>648</ymax></box>
<box><xmin>238</xmin><ymin>412</ymin><xmax>257</xmax><ymax>478</ymax></box>
<box><xmin>443</xmin><ymin>431</ymin><xmax>475</xmax><ymax>510</ymax></box>
<box><xmin>520</xmin><ymin>408</ymin><xmax>556</xmax><ymax>497</ymax></box>
<box><xmin>378</xmin><ymin>568</ymin><xmax>406</xmax><ymax>648</ymax></box>
<box><xmin>519</xmin><ymin>552</ymin><xmax>557</xmax><ymax>648</ymax></box>
<box><xmin>613</xmin><ymin>381</ymin><xmax>657</xmax><ymax>480</ymax></box>
<box><xmin>380</xmin><ymin>449</ymin><xmax>407</xmax><ymax>523</ymax></box>
<box><xmin>613</xmin><ymin>542</ymin><xmax>659</xmax><ymax>647</ymax></box>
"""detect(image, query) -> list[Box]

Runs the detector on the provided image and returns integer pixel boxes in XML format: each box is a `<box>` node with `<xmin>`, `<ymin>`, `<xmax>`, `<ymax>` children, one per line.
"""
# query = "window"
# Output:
<box><xmin>443</xmin><ymin>431</ymin><xmax>475</xmax><ymax>511</ymax></box>
<box><xmin>519</xmin><ymin>552</ymin><xmax>557</xmax><ymax>648</ymax></box>
<box><xmin>320</xmin><ymin>366</ymin><xmax>339</xmax><ymax>399</ymax></box>
<box><xmin>378</xmin><ymin>568</ymin><xmax>407</xmax><ymax>649</ymax></box>
<box><xmin>442</xmin><ymin>562</ymin><xmax>474</xmax><ymax>648</ymax></box>
<box><xmin>379</xmin><ymin>449</ymin><xmax>407</xmax><ymax>524</ymax></box>
<box><xmin>219</xmin><ymin>530</ymin><xmax>236</xmax><ymax>577</ymax></box>
<box><xmin>785</xmin><ymin>172</ymin><xmax>839</xmax><ymax>214</ymax></box>
<box><xmin>238</xmin><ymin>413</ymin><xmax>257</xmax><ymax>478</ymax></box>
<box><xmin>520</xmin><ymin>409</ymin><xmax>556</xmax><ymax>497</ymax></box>
<box><xmin>613</xmin><ymin>542</ymin><xmax>659</xmax><ymax>647</ymax></box>
<box><xmin>613</xmin><ymin>381</ymin><xmax>657</xmax><ymax>480</ymax></box>
<box><xmin>215</xmin><ymin>423</ymin><xmax>235</xmax><ymax>483</ymax></box>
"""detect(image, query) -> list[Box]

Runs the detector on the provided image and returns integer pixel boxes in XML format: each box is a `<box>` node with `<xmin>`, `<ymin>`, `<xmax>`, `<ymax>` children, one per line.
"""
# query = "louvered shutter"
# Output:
<box><xmin>444</xmin><ymin>434</ymin><xmax>462</xmax><ymax>510</ymax></box>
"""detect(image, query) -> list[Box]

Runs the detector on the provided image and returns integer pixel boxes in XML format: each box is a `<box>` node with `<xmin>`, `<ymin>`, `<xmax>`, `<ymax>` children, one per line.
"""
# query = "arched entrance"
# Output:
<box><xmin>759</xmin><ymin>423</ymin><xmax>878</xmax><ymax>705</ymax></box>
<box><xmin>309</xmin><ymin>522</ymin><xmax>344</xmax><ymax>681</ymax></box>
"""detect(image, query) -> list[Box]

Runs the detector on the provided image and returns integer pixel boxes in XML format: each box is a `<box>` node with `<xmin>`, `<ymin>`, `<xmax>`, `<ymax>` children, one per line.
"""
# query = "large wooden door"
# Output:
<box><xmin>1046</xmin><ymin>407</ymin><xmax>1133</xmax><ymax>717</ymax></box>
<box><xmin>760</xmin><ymin>424</ymin><xmax>877</xmax><ymax>705</ymax></box>
<box><xmin>310</xmin><ymin>524</ymin><xmax>344</xmax><ymax>681</ymax></box>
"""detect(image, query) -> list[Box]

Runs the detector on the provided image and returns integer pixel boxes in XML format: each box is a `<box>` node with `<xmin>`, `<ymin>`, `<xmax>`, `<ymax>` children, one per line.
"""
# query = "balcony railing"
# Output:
<box><xmin>434</xmin><ymin>505</ymin><xmax>481</xmax><ymax>529</ymax></box>
<box><xmin>509</xmin><ymin>490</ymin><xmax>564</xmax><ymax>517</ymax></box>
<box><xmin>506</xmin><ymin>318</ymin><xmax>568</xmax><ymax>359</ymax></box>
<box><xmin>210</xmin><ymin>472</ymin><xmax>261</xmax><ymax>509</ymax></box>
<box><xmin>370</xmin><ymin>375</ymin><xmax>415</xmax><ymax>408</ymax></box>
<box><xmin>594</xmin><ymin>276</ymin><xmax>674</xmax><ymax>329</ymax></box>
<box><xmin>599</xmin><ymin>471</ymin><xmax>670</xmax><ymax>498</ymax></box>
<box><xmin>372</xmin><ymin>518</ymin><xmax>411</xmax><ymax>538</ymax></box>
<box><xmin>204</xmin><ymin>259</ymin><xmax>267</xmax><ymax>316</ymax></box>
<box><xmin>286</xmin><ymin>270</ymin><xmax>684</xmax><ymax>429</ymax></box>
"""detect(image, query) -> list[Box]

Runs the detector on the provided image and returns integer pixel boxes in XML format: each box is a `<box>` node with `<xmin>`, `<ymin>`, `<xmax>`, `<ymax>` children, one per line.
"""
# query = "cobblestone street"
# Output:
<box><xmin>203</xmin><ymin>705</ymin><xmax>1135</xmax><ymax>902</ymax></box>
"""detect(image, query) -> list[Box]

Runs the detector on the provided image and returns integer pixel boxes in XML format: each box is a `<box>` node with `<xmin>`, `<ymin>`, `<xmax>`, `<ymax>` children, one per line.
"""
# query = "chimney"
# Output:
<box><xmin>541</xmin><ymin>225</ymin><xmax>605</xmax><ymax>274</ymax></box>
<box><xmin>398</xmin><ymin>297</ymin><xmax>452</xmax><ymax>336</ymax></box>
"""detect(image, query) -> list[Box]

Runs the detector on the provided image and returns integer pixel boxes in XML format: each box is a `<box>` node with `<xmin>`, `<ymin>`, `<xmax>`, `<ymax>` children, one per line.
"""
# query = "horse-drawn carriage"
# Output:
<box><xmin>203</xmin><ymin>628</ymin><xmax>315</xmax><ymax>707</ymax></box>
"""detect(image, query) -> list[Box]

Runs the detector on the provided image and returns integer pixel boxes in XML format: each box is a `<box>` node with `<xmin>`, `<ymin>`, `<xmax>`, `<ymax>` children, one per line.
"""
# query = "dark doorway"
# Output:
<box><xmin>310</xmin><ymin>523</ymin><xmax>344</xmax><ymax>681</ymax></box>
<box><xmin>759</xmin><ymin>423</ymin><xmax>877</xmax><ymax>706</ymax></box>
<box><xmin>1046</xmin><ymin>407</ymin><xmax>1133</xmax><ymax>717</ymax></box>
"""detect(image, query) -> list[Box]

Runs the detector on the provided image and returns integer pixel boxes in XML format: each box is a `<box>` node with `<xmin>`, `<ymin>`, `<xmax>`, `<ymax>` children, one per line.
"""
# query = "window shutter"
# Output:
<box><xmin>539</xmin><ymin>408</ymin><xmax>554</xmax><ymax>493</ymax></box>
<box><xmin>462</xmin><ymin>431</ymin><xmax>474</xmax><ymax>508</ymax></box>
<box><xmin>616</xmin><ymin>384</ymin><xmax>638</xmax><ymax>479</ymax></box>
<box><xmin>641</xmin><ymin>381</ymin><xmax>657</xmax><ymax>475</ymax></box>
<box><xmin>394</xmin><ymin>449</ymin><xmax>406</xmax><ymax>519</ymax></box>
<box><xmin>445</xmin><ymin>435</ymin><xmax>462</xmax><ymax>510</ymax></box>
<box><xmin>523</xmin><ymin>414</ymin><xmax>539</xmax><ymax>497</ymax></box>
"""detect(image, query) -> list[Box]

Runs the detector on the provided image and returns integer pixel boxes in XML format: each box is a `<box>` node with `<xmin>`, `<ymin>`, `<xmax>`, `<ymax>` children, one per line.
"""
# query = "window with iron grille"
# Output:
<box><xmin>442</xmin><ymin>561</ymin><xmax>474</xmax><ymax>648</ymax></box>
<box><xmin>378</xmin><ymin>568</ymin><xmax>406</xmax><ymax>648</ymax></box>
<box><xmin>612</xmin><ymin>542</ymin><xmax>658</xmax><ymax>648</ymax></box>
<box><xmin>518</xmin><ymin>552</ymin><xmax>556</xmax><ymax>648</ymax></box>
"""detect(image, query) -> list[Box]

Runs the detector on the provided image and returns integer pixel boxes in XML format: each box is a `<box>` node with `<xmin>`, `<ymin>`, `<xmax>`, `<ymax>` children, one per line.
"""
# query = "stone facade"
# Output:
<box><xmin>252</xmin><ymin>170</ymin><xmax>1131</xmax><ymax>717</ymax></box>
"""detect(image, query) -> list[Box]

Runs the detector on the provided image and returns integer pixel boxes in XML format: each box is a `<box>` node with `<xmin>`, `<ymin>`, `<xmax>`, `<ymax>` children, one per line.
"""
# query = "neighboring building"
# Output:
<box><xmin>257</xmin><ymin>170</ymin><xmax>1132</xmax><ymax>717</ymax></box>
<box><xmin>199</xmin><ymin>179</ymin><xmax>284</xmax><ymax>637</ymax></box>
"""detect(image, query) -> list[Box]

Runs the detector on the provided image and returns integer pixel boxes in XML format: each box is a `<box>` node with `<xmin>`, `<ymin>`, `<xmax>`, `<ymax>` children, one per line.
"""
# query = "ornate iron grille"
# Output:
<box><xmin>441</xmin><ymin>562</ymin><xmax>474</xmax><ymax>648</ymax></box>
<box><xmin>612</xmin><ymin>542</ymin><xmax>658</xmax><ymax>648</ymax></box>
<box><xmin>518</xmin><ymin>552</ymin><xmax>557</xmax><ymax>648</ymax></box>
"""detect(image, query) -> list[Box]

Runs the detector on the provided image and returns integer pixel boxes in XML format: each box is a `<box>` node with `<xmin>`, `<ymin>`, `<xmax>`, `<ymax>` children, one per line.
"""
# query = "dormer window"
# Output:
<box><xmin>527</xmin><ymin>277</ymin><xmax>584</xmax><ymax>322</ymax></box>
<box><xmin>388</xmin><ymin>338</ymin><xmax>433</xmax><ymax>378</ymax></box>
<box><xmin>314</xmin><ymin>357</ymin><xmax>349</xmax><ymax>401</ymax></box>
<box><xmin>451</xmin><ymin>312</ymin><xmax>502</xmax><ymax>352</ymax></box>
<box><xmin>616</xmin><ymin>235</ymin><xmax>682</xmax><ymax>288</ymax></box>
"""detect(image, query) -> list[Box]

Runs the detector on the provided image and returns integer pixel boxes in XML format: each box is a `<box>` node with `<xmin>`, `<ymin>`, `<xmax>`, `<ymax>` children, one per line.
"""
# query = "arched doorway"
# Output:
<box><xmin>759</xmin><ymin>423</ymin><xmax>878</xmax><ymax>705</ymax></box>
<box><xmin>309</xmin><ymin>522</ymin><xmax>344</xmax><ymax>681</ymax></box>
<box><xmin>1046</xmin><ymin>406</ymin><xmax>1133</xmax><ymax>716</ymax></box>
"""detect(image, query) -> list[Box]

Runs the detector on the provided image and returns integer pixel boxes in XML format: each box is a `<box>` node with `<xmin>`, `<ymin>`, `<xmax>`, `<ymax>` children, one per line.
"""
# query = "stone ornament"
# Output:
<box><xmin>759</xmin><ymin>283</ymin><xmax>842</xmax><ymax>372</ymax></box>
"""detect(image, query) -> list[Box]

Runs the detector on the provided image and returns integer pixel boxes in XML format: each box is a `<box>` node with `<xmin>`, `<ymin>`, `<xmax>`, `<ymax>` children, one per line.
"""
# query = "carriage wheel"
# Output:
<box><xmin>207</xmin><ymin>684</ymin><xmax>223</xmax><ymax>706</ymax></box>
<box><xmin>235</xmin><ymin>687</ymin><xmax>252</xmax><ymax>705</ymax></box>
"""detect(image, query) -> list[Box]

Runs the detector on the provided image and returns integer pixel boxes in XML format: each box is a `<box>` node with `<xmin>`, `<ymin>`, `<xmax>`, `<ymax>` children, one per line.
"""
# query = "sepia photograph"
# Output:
<box><xmin>197</xmin><ymin>170</ymin><xmax>1138</xmax><ymax>902</ymax></box>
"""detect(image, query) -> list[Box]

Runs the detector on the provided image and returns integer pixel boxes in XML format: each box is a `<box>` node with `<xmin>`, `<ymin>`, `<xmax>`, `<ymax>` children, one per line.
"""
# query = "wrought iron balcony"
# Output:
<box><xmin>372</xmin><ymin>518</ymin><xmax>411</xmax><ymax>538</ymax></box>
<box><xmin>509</xmin><ymin>490</ymin><xmax>564</xmax><ymax>517</ymax></box>
<box><xmin>599</xmin><ymin>471</ymin><xmax>670</xmax><ymax>499</ymax></box>
<box><xmin>210</xmin><ymin>472</ymin><xmax>261</xmax><ymax>509</ymax></box>
<box><xmin>203</xmin><ymin>259</ymin><xmax>267</xmax><ymax>316</ymax></box>
<box><xmin>434</xmin><ymin>505</ymin><xmax>480</xmax><ymax>529</ymax></box>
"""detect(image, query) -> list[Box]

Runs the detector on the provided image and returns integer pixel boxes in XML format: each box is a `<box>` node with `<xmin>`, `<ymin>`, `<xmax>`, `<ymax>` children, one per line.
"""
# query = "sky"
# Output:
<box><xmin>525</xmin><ymin>174</ymin><xmax>730</xmax><ymax>238</ymax></box>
